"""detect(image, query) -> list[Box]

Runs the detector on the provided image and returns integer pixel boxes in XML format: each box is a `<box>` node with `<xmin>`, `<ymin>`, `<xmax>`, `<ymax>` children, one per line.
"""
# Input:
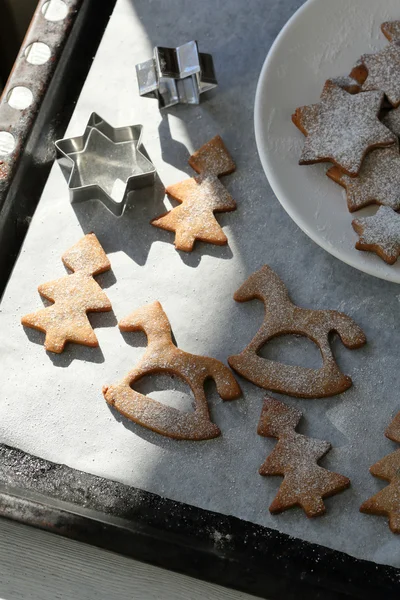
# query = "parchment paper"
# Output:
<box><xmin>1</xmin><ymin>0</ymin><xmax>400</xmax><ymax>569</ymax></box>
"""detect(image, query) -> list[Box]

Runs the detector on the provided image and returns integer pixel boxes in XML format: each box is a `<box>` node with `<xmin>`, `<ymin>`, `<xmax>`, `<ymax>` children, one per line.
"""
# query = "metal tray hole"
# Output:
<box><xmin>42</xmin><ymin>0</ymin><xmax>68</xmax><ymax>22</ymax></box>
<box><xmin>7</xmin><ymin>87</ymin><xmax>33</xmax><ymax>110</ymax></box>
<box><xmin>0</xmin><ymin>132</ymin><xmax>15</xmax><ymax>156</ymax></box>
<box><xmin>25</xmin><ymin>42</ymin><xmax>51</xmax><ymax>65</ymax></box>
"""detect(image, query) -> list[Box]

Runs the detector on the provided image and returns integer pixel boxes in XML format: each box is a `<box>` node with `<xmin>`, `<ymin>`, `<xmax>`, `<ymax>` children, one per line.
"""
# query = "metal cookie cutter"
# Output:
<box><xmin>55</xmin><ymin>113</ymin><xmax>156</xmax><ymax>216</ymax></box>
<box><xmin>136</xmin><ymin>41</ymin><xmax>217</xmax><ymax>109</ymax></box>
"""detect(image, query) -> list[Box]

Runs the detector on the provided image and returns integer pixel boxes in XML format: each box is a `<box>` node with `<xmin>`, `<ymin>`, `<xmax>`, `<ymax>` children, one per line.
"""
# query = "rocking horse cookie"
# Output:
<box><xmin>103</xmin><ymin>301</ymin><xmax>241</xmax><ymax>440</ymax></box>
<box><xmin>228</xmin><ymin>265</ymin><xmax>366</xmax><ymax>398</ymax></box>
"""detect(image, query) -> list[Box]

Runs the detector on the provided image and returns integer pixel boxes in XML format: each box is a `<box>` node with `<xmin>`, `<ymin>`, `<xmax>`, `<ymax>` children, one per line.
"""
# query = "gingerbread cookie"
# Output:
<box><xmin>381</xmin><ymin>20</ymin><xmax>400</xmax><ymax>43</ymax></box>
<box><xmin>151</xmin><ymin>135</ymin><xmax>236</xmax><ymax>251</ymax></box>
<box><xmin>352</xmin><ymin>206</ymin><xmax>400</xmax><ymax>264</ymax></box>
<box><xmin>258</xmin><ymin>397</ymin><xmax>350</xmax><ymax>517</ymax></box>
<box><xmin>228</xmin><ymin>265</ymin><xmax>366</xmax><ymax>398</ymax></box>
<box><xmin>21</xmin><ymin>234</ymin><xmax>112</xmax><ymax>353</ymax></box>
<box><xmin>293</xmin><ymin>81</ymin><xmax>395</xmax><ymax>176</ymax></box>
<box><xmin>327</xmin><ymin>75</ymin><xmax>362</xmax><ymax>95</ymax></box>
<box><xmin>103</xmin><ymin>301</ymin><xmax>241</xmax><ymax>440</ymax></box>
<box><xmin>383</xmin><ymin>105</ymin><xmax>400</xmax><ymax>138</ymax></box>
<box><xmin>360</xmin><ymin>411</ymin><xmax>400</xmax><ymax>533</ymax></box>
<box><xmin>327</xmin><ymin>146</ymin><xmax>400</xmax><ymax>212</ymax></box>
<box><xmin>355</xmin><ymin>45</ymin><xmax>400</xmax><ymax>108</ymax></box>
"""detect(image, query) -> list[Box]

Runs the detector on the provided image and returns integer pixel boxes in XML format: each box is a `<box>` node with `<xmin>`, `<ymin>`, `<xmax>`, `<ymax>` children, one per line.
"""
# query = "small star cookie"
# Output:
<box><xmin>327</xmin><ymin>146</ymin><xmax>400</xmax><ymax>212</ymax></box>
<box><xmin>293</xmin><ymin>81</ymin><xmax>395</xmax><ymax>176</ymax></box>
<box><xmin>381</xmin><ymin>21</ymin><xmax>400</xmax><ymax>43</ymax></box>
<box><xmin>383</xmin><ymin>105</ymin><xmax>400</xmax><ymax>138</ymax></box>
<box><xmin>358</xmin><ymin>44</ymin><xmax>400</xmax><ymax>107</ymax></box>
<box><xmin>352</xmin><ymin>206</ymin><xmax>400</xmax><ymax>264</ymax></box>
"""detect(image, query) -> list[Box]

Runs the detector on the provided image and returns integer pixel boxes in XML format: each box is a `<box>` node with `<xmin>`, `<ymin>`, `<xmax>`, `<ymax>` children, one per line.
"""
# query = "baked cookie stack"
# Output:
<box><xmin>293</xmin><ymin>20</ymin><xmax>400</xmax><ymax>265</ymax></box>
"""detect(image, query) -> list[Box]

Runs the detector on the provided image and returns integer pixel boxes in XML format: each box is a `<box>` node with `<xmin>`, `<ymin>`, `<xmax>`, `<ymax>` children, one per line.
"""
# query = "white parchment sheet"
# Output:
<box><xmin>1</xmin><ymin>0</ymin><xmax>400</xmax><ymax>569</ymax></box>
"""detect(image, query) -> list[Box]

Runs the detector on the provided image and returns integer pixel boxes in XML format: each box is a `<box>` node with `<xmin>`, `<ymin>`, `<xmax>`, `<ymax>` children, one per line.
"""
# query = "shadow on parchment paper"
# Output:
<box><xmin>105</xmin><ymin>374</ymin><xmax>239</xmax><ymax>452</ymax></box>
<box><xmin>86</xmin><ymin>0</ymin><xmax>365</xmax><ymax>533</ymax></box>
<box><xmin>72</xmin><ymin>172</ymin><xmax>234</xmax><ymax>268</ymax></box>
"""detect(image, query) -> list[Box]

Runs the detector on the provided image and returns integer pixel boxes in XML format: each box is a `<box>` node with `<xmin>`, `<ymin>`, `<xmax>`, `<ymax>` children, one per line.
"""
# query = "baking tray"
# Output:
<box><xmin>1</xmin><ymin>0</ymin><xmax>400</xmax><ymax>599</ymax></box>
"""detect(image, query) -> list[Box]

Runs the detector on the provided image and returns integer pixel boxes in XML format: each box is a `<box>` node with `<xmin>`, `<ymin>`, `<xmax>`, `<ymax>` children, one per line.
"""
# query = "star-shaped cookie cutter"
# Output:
<box><xmin>55</xmin><ymin>113</ymin><xmax>156</xmax><ymax>216</ymax></box>
<box><xmin>136</xmin><ymin>40</ymin><xmax>217</xmax><ymax>108</ymax></box>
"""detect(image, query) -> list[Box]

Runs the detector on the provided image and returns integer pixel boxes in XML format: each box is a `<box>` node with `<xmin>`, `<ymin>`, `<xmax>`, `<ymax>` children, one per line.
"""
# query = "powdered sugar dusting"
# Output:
<box><xmin>327</xmin><ymin>146</ymin><xmax>400</xmax><ymax>211</ymax></box>
<box><xmin>362</xmin><ymin>43</ymin><xmax>400</xmax><ymax>107</ymax></box>
<box><xmin>352</xmin><ymin>205</ymin><xmax>400</xmax><ymax>262</ymax></box>
<box><xmin>299</xmin><ymin>83</ymin><xmax>395</xmax><ymax>175</ymax></box>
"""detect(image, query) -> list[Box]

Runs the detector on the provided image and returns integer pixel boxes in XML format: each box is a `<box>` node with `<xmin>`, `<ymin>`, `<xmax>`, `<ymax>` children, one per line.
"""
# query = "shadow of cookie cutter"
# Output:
<box><xmin>55</xmin><ymin>113</ymin><xmax>156</xmax><ymax>216</ymax></box>
<box><xmin>136</xmin><ymin>40</ymin><xmax>217</xmax><ymax>108</ymax></box>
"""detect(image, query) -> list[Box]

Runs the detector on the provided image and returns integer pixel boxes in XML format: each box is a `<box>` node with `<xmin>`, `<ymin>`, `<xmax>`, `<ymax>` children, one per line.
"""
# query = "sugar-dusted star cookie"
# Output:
<box><xmin>381</xmin><ymin>20</ymin><xmax>400</xmax><ymax>43</ymax></box>
<box><xmin>327</xmin><ymin>146</ymin><xmax>400</xmax><ymax>212</ymax></box>
<box><xmin>355</xmin><ymin>44</ymin><xmax>400</xmax><ymax>108</ymax></box>
<box><xmin>352</xmin><ymin>206</ymin><xmax>400</xmax><ymax>264</ymax></box>
<box><xmin>327</xmin><ymin>75</ymin><xmax>361</xmax><ymax>94</ymax></box>
<box><xmin>292</xmin><ymin>81</ymin><xmax>395</xmax><ymax>176</ymax></box>
<box><xmin>21</xmin><ymin>234</ymin><xmax>112</xmax><ymax>353</ymax></box>
<box><xmin>383</xmin><ymin>105</ymin><xmax>400</xmax><ymax>138</ymax></box>
<box><xmin>151</xmin><ymin>135</ymin><xmax>236</xmax><ymax>251</ymax></box>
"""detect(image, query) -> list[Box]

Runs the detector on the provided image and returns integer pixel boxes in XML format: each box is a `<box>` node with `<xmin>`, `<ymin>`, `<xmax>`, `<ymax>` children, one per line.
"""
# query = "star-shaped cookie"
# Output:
<box><xmin>327</xmin><ymin>146</ymin><xmax>400</xmax><ymax>212</ymax></box>
<box><xmin>381</xmin><ymin>20</ymin><xmax>400</xmax><ymax>42</ymax></box>
<box><xmin>359</xmin><ymin>44</ymin><xmax>400</xmax><ymax>107</ymax></box>
<box><xmin>293</xmin><ymin>81</ymin><xmax>395</xmax><ymax>176</ymax></box>
<box><xmin>352</xmin><ymin>206</ymin><xmax>400</xmax><ymax>264</ymax></box>
<box><xmin>383</xmin><ymin>106</ymin><xmax>400</xmax><ymax>138</ymax></box>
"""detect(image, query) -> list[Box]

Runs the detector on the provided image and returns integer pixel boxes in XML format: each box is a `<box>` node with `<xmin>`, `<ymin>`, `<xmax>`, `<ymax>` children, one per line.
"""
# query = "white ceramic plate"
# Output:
<box><xmin>255</xmin><ymin>0</ymin><xmax>400</xmax><ymax>282</ymax></box>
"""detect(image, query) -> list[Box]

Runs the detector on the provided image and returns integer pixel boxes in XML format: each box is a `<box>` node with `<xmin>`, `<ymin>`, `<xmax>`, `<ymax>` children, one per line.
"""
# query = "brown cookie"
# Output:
<box><xmin>382</xmin><ymin>105</ymin><xmax>400</xmax><ymax>138</ymax></box>
<box><xmin>228</xmin><ymin>265</ymin><xmax>366</xmax><ymax>398</ymax></box>
<box><xmin>357</xmin><ymin>45</ymin><xmax>400</xmax><ymax>108</ymax></box>
<box><xmin>352</xmin><ymin>206</ymin><xmax>400</xmax><ymax>264</ymax></box>
<box><xmin>327</xmin><ymin>146</ymin><xmax>400</xmax><ymax>212</ymax></box>
<box><xmin>258</xmin><ymin>396</ymin><xmax>350</xmax><ymax>517</ymax></box>
<box><xmin>381</xmin><ymin>20</ymin><xmax>400</xmax><ymax>43</ymax></box>
<box><xmin>21</xmin><ymin>234</ymin><xmax>112</xmax><ymax>353</ymax></box>
<box><xmin>151</xmin><ymin>135</ymin><xmax>236</xmax><ymax>251</ymax></box>
<box><xmin>293</xmin><ymin>81</ymin><xmax>395</xmax><ymax>177</ymax></box>
<box><xmin>103</xmin><ymin>301</ymin><xmax>241</xmax><ymax>440</ymax></box>
<box><xmin>326</xmin><ymin>75</ymin><xmax>362</xmax><ymax>95</ymax></box>
<box><xmin>360</xmin><ymin>411</ymin><xmax>400</xmax><ymax>533</ymax></box>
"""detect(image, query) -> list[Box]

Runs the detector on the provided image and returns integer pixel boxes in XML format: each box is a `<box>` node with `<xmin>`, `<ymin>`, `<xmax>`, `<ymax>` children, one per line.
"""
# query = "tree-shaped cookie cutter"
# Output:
<box><xmin>103</xmin><ymin>301</ymin><xmax>241</xmax><ymax>440</ymax></box>
<box><xmin>228</xmin><ymin>265</ymin><xmax>366</xmax><ymax>398</ymax></box>
<box><xmin>55</xmin><ymin>113</ymin><xmax>156</xmax><ymax>217</ymax></box>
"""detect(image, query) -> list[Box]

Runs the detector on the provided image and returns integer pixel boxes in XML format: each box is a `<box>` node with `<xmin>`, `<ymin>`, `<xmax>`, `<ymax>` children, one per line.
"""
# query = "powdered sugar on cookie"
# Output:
<box><xmin>352</xmin><ymin>206</ymin><xmax>400</xmax><ymax>264</ymax></box>
<box><xmin>327</xmin><ymin>146</ymin><xmax>400</xmax><ymax>212</ymax></box>
<box><xmin>295</xmin><ymin>82</ymin><xmax>395</xmax><ymax>176</ymax></box>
